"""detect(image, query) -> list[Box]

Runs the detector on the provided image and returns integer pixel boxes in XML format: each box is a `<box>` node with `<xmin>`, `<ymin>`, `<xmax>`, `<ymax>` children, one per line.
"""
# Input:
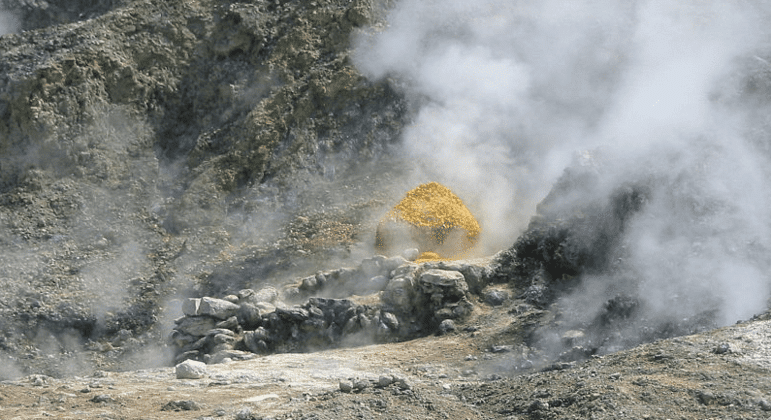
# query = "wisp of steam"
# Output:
<box><xmin>354</xmin><ymin>0</ymin><xmax>771</xmax><ymax>341</ymax></box>
<box><xmin>0</xmin><ymin>8</ymin><xmax>18</xmax><ymax>35</ymax></box>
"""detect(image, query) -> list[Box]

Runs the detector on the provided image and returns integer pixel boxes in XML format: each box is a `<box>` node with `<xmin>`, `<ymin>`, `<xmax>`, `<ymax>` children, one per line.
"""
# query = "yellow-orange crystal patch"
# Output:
<box><xmin>376</xmin><ymin>182</ymin><xmax>481</xmax><ymax>260</ymax></box>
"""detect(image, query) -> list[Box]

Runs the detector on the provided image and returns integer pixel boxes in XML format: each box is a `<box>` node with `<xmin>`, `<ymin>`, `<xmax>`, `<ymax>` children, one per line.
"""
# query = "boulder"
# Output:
<box><xmin>214</xmin><ymin>316</ymin><xmax>239</xmax><ymax>331</ymax></box>
<box><xmin>175</xmin><ymin>360</ymin><xmax>207</xmax><ymax>379</ymax></box>
<box><xmin>243</xmin><ymin>330</ymin><xmax>270</xmax><ymax>354</ymax></box>
<box><xmin>237</xmin><ymin>303</ymin><xmax>263</xmax><ymax>328</ymax></box>
<box><xmin>199</xmin><ymin>297</ymin><xmax>240</xmax><ymax>320</ymax></box>
<box><xmin>238</xmin><ymin>287</ymin><xmax>278</xmax><ymax>304</ymax></box>
<box><xmin>438</xmin><ymin>319</ymin><xmax>456</xmax><ymax>334</ymax></box>
<box><xmin>483</xmin><ymin>289</ymin><xmax>509</xmax><ymax>306</ymax></box>
<box><xmin>383</xmin><ymin>276</ymin><xmax>416</xmax><ymax>308</ymax></box>
<box><xmin>420</xmin><ymin>269</ymin><xmax>468</xmax><ymax>290</ymax></box>
<box><xmin>174</xmin><ymin>317</ymin><xmax>217</xmax><ymax>337</ymax></box>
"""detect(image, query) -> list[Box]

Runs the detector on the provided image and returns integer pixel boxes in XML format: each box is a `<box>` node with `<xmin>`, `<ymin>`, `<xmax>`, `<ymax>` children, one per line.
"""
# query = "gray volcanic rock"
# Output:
<box><xmin>175</xmin><ymin>359</ymin><xmax>207</xmax><ymax>379</ymax></box>
<box><xmin>199</xmin><ymin>297</ymin><xmax>240</xmax><ymax>320</ymax></box>
<box><xmin>419</xmin><ymin>269</ymin><xmax>468</xmax><ymax>289</ymax></box>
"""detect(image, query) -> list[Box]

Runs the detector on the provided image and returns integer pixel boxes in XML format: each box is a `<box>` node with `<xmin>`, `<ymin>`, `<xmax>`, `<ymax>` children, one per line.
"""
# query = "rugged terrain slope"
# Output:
<box><xmin>2</xmin><ymin>1</ymin><xmax>771</xmax><ymax>419</ymax></box>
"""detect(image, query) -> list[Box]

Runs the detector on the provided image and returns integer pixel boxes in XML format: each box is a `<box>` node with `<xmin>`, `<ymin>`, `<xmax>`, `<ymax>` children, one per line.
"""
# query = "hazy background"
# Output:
<box><xmin>355</xmin><ymin>0</ymin><xmax>771</xmax><ymax>333</ymax></box>
<box><xmin>0</xmin><ymin>8</ymin><xmax>17</xmax><ymax>34</ymax></box>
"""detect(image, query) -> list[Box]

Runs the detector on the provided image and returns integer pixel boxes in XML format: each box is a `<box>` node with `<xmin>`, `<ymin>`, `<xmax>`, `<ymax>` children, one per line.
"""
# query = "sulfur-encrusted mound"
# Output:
<box><xmin>376</xmin><ymin>182</ymin><xmax>481</xmax><ymax>260</ymax></box>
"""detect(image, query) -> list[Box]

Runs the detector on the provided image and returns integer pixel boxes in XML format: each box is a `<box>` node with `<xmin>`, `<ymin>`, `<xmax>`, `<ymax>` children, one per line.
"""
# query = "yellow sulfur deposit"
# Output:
<box><xmin>376</xmin><ymin>182</ymin><xmax>481</xmax><ymax>261</ymax></box>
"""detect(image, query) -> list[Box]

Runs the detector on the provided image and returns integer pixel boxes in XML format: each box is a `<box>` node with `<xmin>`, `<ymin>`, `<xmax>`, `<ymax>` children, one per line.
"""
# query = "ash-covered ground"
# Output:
<box><xmin>3</xmin><ymin>1</ymin><xmax>771</xmax><ymax>419</ymax></box>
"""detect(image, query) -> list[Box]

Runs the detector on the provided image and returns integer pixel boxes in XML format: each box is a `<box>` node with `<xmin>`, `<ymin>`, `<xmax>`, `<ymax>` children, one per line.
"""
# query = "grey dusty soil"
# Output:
<box><xmin>2</xmin><ymin>1</ymin><xmax>771</xmax><ymax>420</ymax></box>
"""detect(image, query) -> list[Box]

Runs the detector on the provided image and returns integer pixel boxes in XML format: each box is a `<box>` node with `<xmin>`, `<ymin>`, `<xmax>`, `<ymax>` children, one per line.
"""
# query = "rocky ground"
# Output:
<box><xmin>3</xmin><ymin>286</ymin><xmax>771</xmax><ymax>419</ymax></box>
<box><xmin>3</xmin><ymin>0</ymin><xmax>771</xmax><ymax>419</ymax></box>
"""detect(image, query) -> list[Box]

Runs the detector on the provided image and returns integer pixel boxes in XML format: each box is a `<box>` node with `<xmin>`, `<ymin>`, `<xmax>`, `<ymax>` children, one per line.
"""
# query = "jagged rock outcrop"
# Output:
<box><xmin>170</xmin><ymin>255</ymin><xmax>492</xmax><ymax>364</ymax></box>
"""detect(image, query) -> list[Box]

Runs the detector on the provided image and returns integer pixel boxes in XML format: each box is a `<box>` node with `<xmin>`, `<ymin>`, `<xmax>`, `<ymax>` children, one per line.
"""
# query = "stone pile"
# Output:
<box><xmin>170</xmin><ymin>255</ymin><xmax>491</xmax><ymax>364</ymax></box>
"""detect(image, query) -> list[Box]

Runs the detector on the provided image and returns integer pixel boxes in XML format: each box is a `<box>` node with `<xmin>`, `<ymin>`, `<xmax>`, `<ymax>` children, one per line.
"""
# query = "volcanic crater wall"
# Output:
<box><xmin>0</xmin><ymin>0</ymin><xmax>412</xmax><ymax>378</ymax></box>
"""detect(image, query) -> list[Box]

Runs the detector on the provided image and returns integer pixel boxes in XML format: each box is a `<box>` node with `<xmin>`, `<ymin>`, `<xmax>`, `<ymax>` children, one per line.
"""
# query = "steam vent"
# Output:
<box><xmin>376</xmin><ymin>182</ymin><xmax>481</xmax><ymax>260</ymax></box>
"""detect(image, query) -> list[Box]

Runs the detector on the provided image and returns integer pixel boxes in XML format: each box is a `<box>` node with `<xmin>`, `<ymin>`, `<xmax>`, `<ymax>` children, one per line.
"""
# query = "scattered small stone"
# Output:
<box><xmin>300</xmin><ymin>275</ymin><xmax>318</xmax><ymax>291</ymax></box>
<box><xmin>438</xmin><ymin>319</ymin><xmax>456</xmax><ymax>335</ymax></box>
<box><xmin>528</xmin><ymin>399</ymin><xmax>550</xmax><ymax>412</ymax></box>
<box><xmin>521</xmin><ymin>284</ymin><xmax>550</xmax><ymax>307</ymax></box>
<box><xmin>353</xmin><ymin>378</ymin><xmax>369</xmax><ymax>391</ymax></box>
<box><xmin>235</xmin><ymin>407</ymin><xmax>254</xmax><ymax>420</ymax></box>
<box><xmin>380</xmin><ymin>311</ymin><xmax>400</xmax><ymax>330</ymax></box>
<box><xmin>490</xmin><ymin>345</ymin><xmax>512</xmax><ymax>353</ymax></box>
<box><xmin>482</xmin><ymin>289</ymin><xmax>508</xmax><ymax>306</ymax></box>
<box><xmin>111</xmin><ymin>329</ymin><xmax>133</xmax><ymax>346</ymax></box>
<box><xmin>543</xmin><ymin>361</ymin><xmax>575</xmax><ymax>371</ymax></box>
<box><xmin>90</xmin><ymin>394</ymin><xmax>115</xmax><ymax>404</ymax></box>
<box><xmin>339</xmin><ymin>380</ymin><xmax>354</xmax><ymax>393</ymax></box>
<box><xmin>464</xmin><ymin>354</ymin><xmax>478</xmax><ymax>361</ymax></box>
<box><xmin>713</xmin><ymin>343</ymin><xmax>732</xmax><ymax>354</ymax></box>
<box><xmin>175</xmin><ymin>359</ymin><xmax>207</xmax><ymax>379</ymax></box>
<box><xmin>30</xmin><ymin>375</ymin><xmax>48</xmax><ymax>386</ymax></box>
<box><xmin>697</xmin><ymin>390</ymin><xmax>716</xmax><ymax>405</ymax></box>
<box><xmin>161</xmin><ymin>400</ymin><xmax>201</xmax><ymax>411</ymax></box>
<box><xmin>395</xmin><ymin>377</ymin><xmax>412</xmax><ymax>390</ymax></box>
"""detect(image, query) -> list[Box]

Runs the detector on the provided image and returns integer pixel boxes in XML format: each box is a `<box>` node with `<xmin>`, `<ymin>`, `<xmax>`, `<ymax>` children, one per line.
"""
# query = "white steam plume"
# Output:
<box><xmin>355</xmin><ymin>1</ymin><xmax>771</xmax><ymax>328</ymax></box>
<box><xmin>0</xmin><ymin>8</ymin><xmax>19</xmax><ymax>35</ymax></box>
<box><xmin>355</xmin><ymin>0</ymin><xmax>639</xmax><ymax>253</ymax></box>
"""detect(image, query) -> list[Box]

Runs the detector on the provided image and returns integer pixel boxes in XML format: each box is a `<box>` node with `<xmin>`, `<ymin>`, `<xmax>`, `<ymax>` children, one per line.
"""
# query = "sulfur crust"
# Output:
<box><xmin>387</xmin><ymin>182</ymin><xmax>481</xmax><ymax>238</ymax></box>
<box><xmin>378</xmin><ymin>182</ymin><xmax>481</xmax><ymax>261</ymax></box>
